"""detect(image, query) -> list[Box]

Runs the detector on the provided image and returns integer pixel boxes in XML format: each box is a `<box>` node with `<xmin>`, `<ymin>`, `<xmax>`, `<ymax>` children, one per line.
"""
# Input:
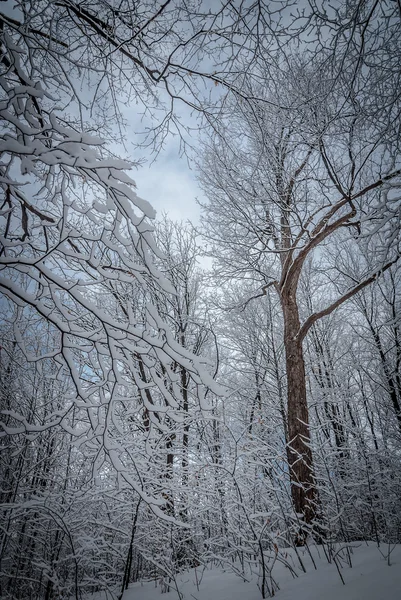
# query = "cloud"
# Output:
<box><xmin>133</xmin><ymin>157</ymin><xmax>202</xmax><ymax>224</ymax></box>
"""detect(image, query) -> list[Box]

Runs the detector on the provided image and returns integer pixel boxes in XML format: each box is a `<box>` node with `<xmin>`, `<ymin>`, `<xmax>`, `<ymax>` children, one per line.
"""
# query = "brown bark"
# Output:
<box><xmin>281</xmin><ymin>292</ymin><xmax>317</xmax><ymax>529</ymax></box>
<box><xmin>278</xmin><ymin>237</ymin><xmax>400</xmax><ymax>535</ymax></box>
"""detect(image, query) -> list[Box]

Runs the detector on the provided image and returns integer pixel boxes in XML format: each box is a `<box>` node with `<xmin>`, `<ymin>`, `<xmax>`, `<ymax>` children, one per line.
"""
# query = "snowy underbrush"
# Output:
<box><xmin>91</xmin><ymin>541</ymin><xmax>401</xmax><ymax>600</ymax></box>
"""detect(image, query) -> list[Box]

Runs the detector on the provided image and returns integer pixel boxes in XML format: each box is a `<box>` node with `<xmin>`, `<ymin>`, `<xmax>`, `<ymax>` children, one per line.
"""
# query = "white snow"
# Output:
<box><xmin>119</xmin><ymin>543</ymin><xmax>401</xmax><ymax>600</ymax></box>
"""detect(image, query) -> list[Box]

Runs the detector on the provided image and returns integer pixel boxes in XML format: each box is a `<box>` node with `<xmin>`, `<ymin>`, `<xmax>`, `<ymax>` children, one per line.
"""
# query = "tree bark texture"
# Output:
<box><xmin>282</xmin><ymin>293</ymin><xmax>316</xmax><ymax>529</ymax></box>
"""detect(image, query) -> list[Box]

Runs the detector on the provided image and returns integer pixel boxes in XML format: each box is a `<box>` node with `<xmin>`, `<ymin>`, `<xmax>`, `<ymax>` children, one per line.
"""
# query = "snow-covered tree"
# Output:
<box><xmin>0</xmin><ymin>3</ymin><xmax>221</xmax><ymax>597</ymax></box>
<box><xmin>199</xmin><ymin>37</ymin><xmax>401</xmax><ymax>537</ymax></box>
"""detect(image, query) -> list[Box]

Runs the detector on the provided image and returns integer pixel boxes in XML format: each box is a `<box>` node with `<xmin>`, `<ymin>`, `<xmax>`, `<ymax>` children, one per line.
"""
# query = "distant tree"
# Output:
<box><xmin>330</xmin><ymin>240</ymin><xmax>401</xmax><ymax>435</ymax></box>
<box><xmin>0</xmin><ymin>4</ymin><xmax>223</xmax><ymax>596</ymax></box>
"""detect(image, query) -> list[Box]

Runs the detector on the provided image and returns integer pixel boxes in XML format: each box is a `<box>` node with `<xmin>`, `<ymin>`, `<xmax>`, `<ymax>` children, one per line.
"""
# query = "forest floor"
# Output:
<box><xmin>121</xmin><ymin>542</ymin><xmax>401</xmax><ymax>600</ymax></box>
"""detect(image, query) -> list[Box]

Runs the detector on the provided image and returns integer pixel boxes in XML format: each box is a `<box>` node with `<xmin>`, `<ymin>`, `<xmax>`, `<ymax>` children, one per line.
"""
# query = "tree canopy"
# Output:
<box><xmin>1</xmin><ymin>1</ymin><xmax>401</xmax><ymax>599</ymax></box>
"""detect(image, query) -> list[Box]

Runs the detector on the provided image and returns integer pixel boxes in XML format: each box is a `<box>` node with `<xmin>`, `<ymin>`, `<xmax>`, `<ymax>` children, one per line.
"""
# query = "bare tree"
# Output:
<box><xmin>0</xmin><ymin>0</ymin><xmax>225</xmax><ymax>543</ymax></box>
<box><xmin>198</xmin><ymin>40</ymin><xmax>401</xmax><ymax>536</ymax></box>
<box><xmin>330</xmin><ymin>239</ymin><xmax>401</xmax><ymax>435</ymax></box>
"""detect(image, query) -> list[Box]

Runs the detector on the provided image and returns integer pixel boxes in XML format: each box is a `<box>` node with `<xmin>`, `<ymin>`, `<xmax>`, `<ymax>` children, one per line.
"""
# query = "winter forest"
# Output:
<box><xmin>1</xmin><ymin>1</ymin><xmax>401</xmax><ymax>599</ymax></box>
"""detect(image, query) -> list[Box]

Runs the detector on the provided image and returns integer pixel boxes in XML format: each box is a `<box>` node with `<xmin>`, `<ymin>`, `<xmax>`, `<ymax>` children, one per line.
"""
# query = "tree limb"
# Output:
<box><xmin>297</xmin><ymin>254</ymin><xmax>401</xmax><ymax>342</ymax></box>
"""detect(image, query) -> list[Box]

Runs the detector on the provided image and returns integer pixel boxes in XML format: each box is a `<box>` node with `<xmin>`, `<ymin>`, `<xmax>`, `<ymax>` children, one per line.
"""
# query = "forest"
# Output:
<box><xmin>1</xmin><ymin>1</ymin><xmax>401</xmax><ymax>599</ymax></box>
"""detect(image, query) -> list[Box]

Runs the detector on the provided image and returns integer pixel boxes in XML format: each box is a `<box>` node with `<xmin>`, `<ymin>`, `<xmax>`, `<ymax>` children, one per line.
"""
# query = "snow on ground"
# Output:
<box><xmin>122</xmin><ymin>542</ymin><xmax>401</xmax><ymax>600</ymax></box>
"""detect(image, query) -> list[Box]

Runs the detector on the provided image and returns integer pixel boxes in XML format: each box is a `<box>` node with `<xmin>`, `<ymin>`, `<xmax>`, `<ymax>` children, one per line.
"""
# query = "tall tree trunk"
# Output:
<box><xmin>282</xmin><ymin>294</ymin><xmax>316</xmax><ymax>533</ymax></box>
<box><xmin>181</xmin><ymin>365</ymin><xmax>189</xmax><ymax>489</ymax></box>
<box><xmin>365</xmin><ymin>315</ymin><xmax>401</xmax><ymax>434</ymax></box>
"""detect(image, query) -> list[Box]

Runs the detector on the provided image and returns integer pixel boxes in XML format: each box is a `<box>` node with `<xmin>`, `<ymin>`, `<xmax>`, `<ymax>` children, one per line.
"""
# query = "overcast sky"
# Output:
<box><xmin>118</xmin><ymin>79</ymin><xmax>210</xmax><ymax>228</ymax></box>
<box><xmin>129</xmin><ymin>144</ymin><xmax>203</xmax><ymax>226</ymax></box>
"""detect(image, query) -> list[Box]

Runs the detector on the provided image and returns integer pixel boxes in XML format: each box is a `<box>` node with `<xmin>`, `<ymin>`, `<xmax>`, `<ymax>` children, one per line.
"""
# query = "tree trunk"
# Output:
<box><xmin>282</xmin><ymin>294</ymin><xmax>317</xmax><ymax>534</ymax></box>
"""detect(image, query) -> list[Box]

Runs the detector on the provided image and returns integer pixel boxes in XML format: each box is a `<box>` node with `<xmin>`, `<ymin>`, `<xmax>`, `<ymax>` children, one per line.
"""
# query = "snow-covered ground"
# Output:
<box><xmin>122</xmin><ymin>543</ymin><xmax>401</xmax><ymax>600</ymax></box>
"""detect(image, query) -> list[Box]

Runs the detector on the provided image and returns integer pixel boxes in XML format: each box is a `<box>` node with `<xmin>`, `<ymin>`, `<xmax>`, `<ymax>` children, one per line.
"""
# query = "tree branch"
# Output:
<box><xmin>351</xmin><ymin>168</ymin><xmax>401</xmax><ymax>200</ymax></box>
<box><xmin>280</xmin><ymin>168</ymin><xmax>401</xmax><ymax>293</ymax></box>
<box><xmin>238</xmin><ymin>280</ymin><xmax>279</xmax><ymax>311</ymax></box>
<box><xmin>57</xmin><ymin>0</ymin><xmax>160</xmax><ymax>79</ymax></box>
<box><xmin>297</xmin><ymin>255</ymin><xmax>401</xmax><ymax>342</ymax></box>
<box><xmin>0</xmin><ymin>12</ymin><xmax>69</xmax><ymax>47</ymax></box>
<box><xmin>280</xmin><ymin>206</ymin><xmax>356</xmax><ymax>293</ymax></box>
